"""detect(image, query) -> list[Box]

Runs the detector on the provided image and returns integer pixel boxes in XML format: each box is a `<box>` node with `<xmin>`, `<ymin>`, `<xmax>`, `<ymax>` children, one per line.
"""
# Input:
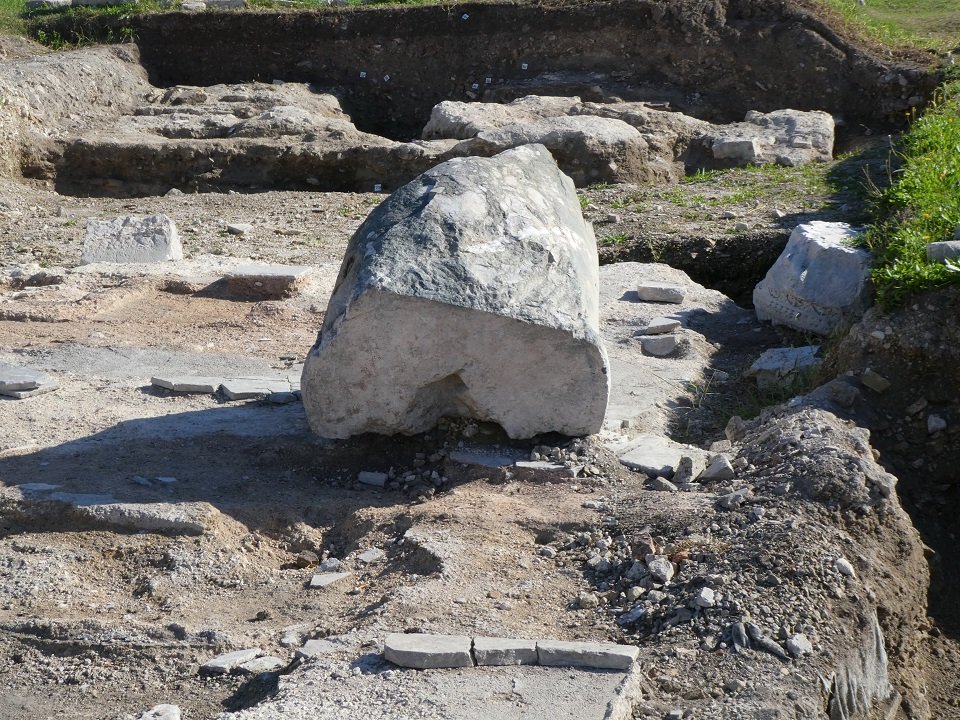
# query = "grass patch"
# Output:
<box><xmin>817</xmin><ymin>0</ymin><xmax>960</xmax><ymax>51</ymax></box>
<box><xmin>0</xmin><ymin>0</ymin><xmax>25</xmax><ymax>34</ymax></box>
<box><xmin>864</xmin><ymin>76</ymin><xmax>960</xmax><ymax>306</ymax></box>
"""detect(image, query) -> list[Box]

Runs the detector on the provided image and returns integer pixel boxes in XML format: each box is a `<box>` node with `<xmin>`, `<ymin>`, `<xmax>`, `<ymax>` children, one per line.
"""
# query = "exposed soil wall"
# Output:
<box><xmin>31</xmin><ymin>0</ymin><xmax>938</xmax><ymax>140</ymax></box>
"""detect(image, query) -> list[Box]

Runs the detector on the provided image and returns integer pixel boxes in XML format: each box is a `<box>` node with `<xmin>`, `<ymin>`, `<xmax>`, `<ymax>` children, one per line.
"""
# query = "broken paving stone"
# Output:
<box><xmin>357</xmin><ymin>471</ymin><xmax>388</xmax><ymax>487</ymax></box>
<box><xmin>383</xmin><ymin>633</ymin><xmax>474</xmax><ymax>669</ymax></box>
<box><xmin>472</xmin><ymin>637</ymin><xmax>538</xmax><ymax>666</ymax></box>
<box><xmin>138</xmin><ymin>705</ymin><xmax>181</xmax><ymax>720</ymax></box>
<box><xmin>536</xmin><ymin>640</ymin><xmax>639</xmax><ymax>671</ymax></box>
<box><xmin>151</xmin><ymin>376</ymin><xmax>222</xmax><ymax>394</ymax></box>
<box><xmin>80</xmin><ymin>214</ymin><xmax>183</xmax><ymax>265</ymax></box>
<box><xmin>220</xmin><ymin>378</ymin><xmax>291</xmax><ymax>401</ymax></box>
<box><xmin>639</xmin><ymin>334</ymin><xmax>678</xmax><ymax>356</ymax></box>
<box><xmin>238</xmin><ymin>656</ymin><xmax>286</xmax><ymax>674</ymax></box>
<box><xmin>358</xmin><ymin>548</ymin><xmax>386</xmax><ymax>564</ymax></box>
<box><xmin>745</xmin><ymin>346</ymin><xmax>821</xmax><ymax>391</ymax></box>
<box><xmin>219</xmin><ymin>264</ymin><xmax>312</xmax><ymax>300</ymax></box>
<box><xmin>698</xmin><ymin>454</ymin><xmax>735</xmax><ymax>482</ymax></box>
<box><xmin>618</xmin><ymin>435</ymin><xmax>708</xmax><ymax>478</ymax></box>
<box><xmin>308</xmin><ymin>571</ymin><xmax>353</xmax><ymax>589</ymax></box>
<box><xmin>643</xmin><ymin>316</ymin><xmax>681</xmax><ymax>335</ymax></box>
<box><xmin>860</xmin><ymin>369</ymin><xmax>890</xmax><ymax>393</ymax></box>
<box><xmin>200</xmin><ymin>648</ymin><xmax>262</xmax><ymax>675</ymax></box>
<box><xmin>635</xmin><ymin>281</ymin><xmax>686</xmax><ymax>304</ymax></box>
<box><xmin>296</xmin><ymin>638</ymin><xmax>341</xmax><ymax>659</ymax></box>
<box><xmin>512</xmin><ymin>460</ymin><xmax>577</xmax><ymax>480</ymax></box>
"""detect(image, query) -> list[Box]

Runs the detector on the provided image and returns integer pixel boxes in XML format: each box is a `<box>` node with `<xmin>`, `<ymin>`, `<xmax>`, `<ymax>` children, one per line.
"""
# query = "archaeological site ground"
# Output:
<box><xmin>0</xmin><ymin>0</ymin><xmax>958</xmax><ymax>718</ymax></box>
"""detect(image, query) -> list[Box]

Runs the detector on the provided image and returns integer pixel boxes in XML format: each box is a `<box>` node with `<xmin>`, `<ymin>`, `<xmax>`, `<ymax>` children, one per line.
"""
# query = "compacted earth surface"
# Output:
<box><xmin>0</xmin><ymin>5</ymin><xmax>958</xmax><ymax>720</ymax></box>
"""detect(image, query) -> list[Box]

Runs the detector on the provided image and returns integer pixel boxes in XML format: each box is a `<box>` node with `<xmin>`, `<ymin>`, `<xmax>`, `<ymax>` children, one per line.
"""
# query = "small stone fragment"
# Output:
<box><xmin>786</xmin><ymin>634</ymin><xmax>813</xmax><ymax>657</ymax></box>
<box><xmin>636</xmin><ymin>281</ymin><xmax>686</xmax><ymax>304</ymax></box>
<box><xmin>357</xmin><ymin>471</ymin><xmax>388</xmax><ymax>487</ymax></box>
<box><xmin>358</xmin><ymin>548</ymin><xmax>386</xmax><ymax>564</ymax></box>
<box><xmin>650</xmin><ymin>476</ymin><xmax>679</xmax><ymax>492</ymax></box>
<box><xmin>227</xmin><ymin>223</ymin><xmax>254</xmax><ymax>235</ymax></box>
<box><xmin>644</xmin><ymin>316</ymin><xmax>681</xmax><ymax>335</ymax></box>
<box><xmin>577</xmin><ymin>591</ymin><xmax>600</xmax><ymax>609</ymax></box>
<box><xmin>138</xmin><ymin>705</ymin><xmax>181</xmax><ymax>720</ymax></box>
<box><xmin>694</xmin><ymin>586</ymin><xmax>716</xmax><ymax>608</ymax></box>
<box><xmin>860</xmin><ymin>369</ymin><xmax>891</xmax><ymax>393</ymax></box>
<box><xmin>927</xmin><ymin>414</ymin><xmax>947</xmax><ymax>434</ymax></box>
<box><xmin>639</xmin><ymin>334</ymin><xmax>679</xmax><ymax>356</ymax></box>
<box><xmin>646</xmin><ymin>555</ymin><xmax>675</xmax><ymax>583</ymax></box>
<box><xmin>238</xmin><ymin>656</ymin><xmax>286</xmax><ymax>674</ymax></box>
<box><xmin>834</xmin><ymin>557</ymin><xmax>855</xmax><ymax>577</ymax></box>
<box><xmin>698</xmin><ymin>454</ymin><xmax>735</xmax><ymax>481</ymax></box>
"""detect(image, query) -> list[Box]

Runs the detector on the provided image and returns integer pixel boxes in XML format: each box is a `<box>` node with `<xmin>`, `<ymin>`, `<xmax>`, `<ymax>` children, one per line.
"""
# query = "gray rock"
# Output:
<box><xmin>0</xmin><ymin>362</ymin><xmax>56</xmax><ymax>398</ymax></box>
<box><xmin>358</xmin><ymin>548</ymin><xmax>386</xmax><ymax>564</ymax></box>
<box><xmin>300</xmin><ymin>145</ymin><xmax>609</xmax><ymax>440</ymax></box>
<box><xmin>672</xmin><ymin>456</ymin><xmax>694</xmax><ymax>484</ymax></box>
<box><xmin>639</xmin><ymin>334</ymin><xmax>678</xmax><ymax>356</ymax></box>
<box><xmin>745</xmin><ymin>346</ymin><xmax>821</xmax><ymax>391</ymax></box>
<box><xmin>636</xmin><ymin>281</ymin><xmax>686</xmax><ymax>303</ymax></box>
<box><xmin>226</xmin><ymin>223</ymin><xmax>254</xmax><ymax>235</ymax></box>
<box><xmin>698</xmin><ymin>454</ymin><xmax>735</xmax><ymax>482</ymax></box>
<box><xmin>860</xmin><ymin>369</ymin><xmax>891</xmax><ymax>393</ymax></box>
<box><xmin>238</xmin><ymin>656</ymin><xmax>286</xmax><ymax>674</ymax></box>
<box><xmin>834</xmin><ymin>557</ymin><xmax>855</xmax><ymax>577</ymax></box>
<box><xmin>717</xmin><ymin>487</ymin><xmax>753</xmax><ymax>509</ymax></box>
<box><xmin>295</xmin><ymin>638</ymin><xmax>341</xmax><ymax>659</ymax></box>
<box><xmin>422</xmin><ymin>95</ymin><xmax>582</xmax><ymax>140</ymax></box>
<box><xmin>703</xmin><ymin>110</ymin><xmax>834</xmax><ymax>167</ymax></box>
<box><xmin>25</xmin><ymin>0</ymin><xmax>71</xmax><ymax>8</ymax></box>
<box><xmin>694</xmin><ymin>587</ymin><xmax>715</xmax><ymax>608</ymax></box>
<box><xmin>76</xmin><ymin>502</ymin><xmax>215</xmax><ymax>535</ymax></box>
<box><xmin>201</xmin><ymin>648</ymin><xmax>262</xmax><ymax>675</ymax></box>
<box><xmin>786</xmin><ymin>634</ymin><xmax>813</xmax><ymax>657</ymax></box>
<box><xmin>536</xmin><ymin>640</ymin><xmax>639</xmax><ymax>670</ymax></box>
<box><xmin>317</xmin><ymin>558</ymin><xmax>342</xmax><ymax>572</ymax></box>
<box><xmin>926</xmin><ymin>240</ymin><xmax>960</xmax><ymax>263</ymax></box>
<box><xmin>138</xmin><ymin>705</ymin><xmax>181</xmax><ymax>720</ymax></box>
<box><xmin>712</xmin><ymin>137</ymin><xmax>760</xmax><ymax>162</ymax></box>
<box><xmin>151</xmin><ymin>375</ymin><xmax>221</xmax><ymax>394</ymax></box>
<box><xmin>80</xmin><ymin>215</ymin><xmax>182</xmax><ymax>265</ymax></box>
<box><xmin>447</xmin><ymin>449</ymin><xmax>519</xmax><ymax>467</ymax></box>
<box><xmin>472</xmin><ymin>637</ymin><xmax>538</xmax><ymax>666</ymax></box>
<box><xmin>643</xmin><ymin>316</ymin><xmax>681</xmax><ymax>335</ymax></box>
<box><xmin>753</xmin><ymin>222</ymin><xmax>871</xmax><ymax>335</ymax></box>
<box><xmin>357</xmin><ymin>471</ymin><xmax>388</xmax><ymax>487</ymax></box>
<box><xmin>646</xmin><ymin>555</ymin><xmax>675</xmax><ymax>583</ymax></box>
<box><xmin>308</xmin><ymin>572</ymin><xmax>352</xmax><ymax>589</ymax></box>
<box><xmin>650</xmin><ymin>476</ymin><xmax>678</xmax><ymax>492</ymax></box>
<box><xmin>617</xmin><ymin>435</ymin><xmax>708</xmax><ymax>478</ymax></box>
<box><xmin>927</xmin><ymin>414</ymin><xmax>947</xmax><ymax>434</ymax></box>
<box><xmin>383</xmin><ymin>633</ymin><xmax>474</xmax><ymax>669</ymax></box>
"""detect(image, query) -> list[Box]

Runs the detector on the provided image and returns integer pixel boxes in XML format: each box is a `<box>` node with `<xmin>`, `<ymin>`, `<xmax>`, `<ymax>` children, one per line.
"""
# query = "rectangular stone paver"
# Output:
<box><xmin>221</xmin><ymin>378</ymin><xmax>291</xmax><ymax>401</ymax></box>
<box><xmin>308</xmin><ymin>571</ymin><xmax>352</xmax><ymax>589</ymax></box>
<box><xmin>536</xmin><ymin>640</ymin><xmax>639</xmax><ymax>671</ymax></box>
<box><xmin>151</xmin><ymin>375</ymin><xmax>222</xmax><ymax>394</ymax></box>
<box><xmin>200</xmin><ymin>648</ymin><xmax>262</xmax><ymax>675</ymax></box>
<box><xmin>220</xmin><ymin>264</ymin><xmax>312</xmax><ymax>300</ymax></box>
<box><xmin>0</xmin><ymin>362</ymin><xmax>57</xmax><ymax>398</ymax></box>
<box><xmin>384</xmin><ymin>633</ymin><xmax>474</xmax><ymax>669</ymax></box>
<box><xmin>635</xmin><ymin>281</ymin><xmax>686</xmax><ymax>304</ymax></box>
<box><xmin>473</xmin><ymin>637</ymin><xmax>538</xmax><ymax>666</ymax></box>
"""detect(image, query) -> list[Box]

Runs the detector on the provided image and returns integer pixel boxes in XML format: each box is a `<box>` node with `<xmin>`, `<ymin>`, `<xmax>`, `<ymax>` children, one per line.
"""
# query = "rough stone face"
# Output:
<box><xmin>200</xmin><ymin>649</ymin><xmax>262</xmax><ymax>675</ymax></box>
<box><xmin>422</xmin><ymin>95</ymin><xmax>582</xmax><ymax>140</ymax></box>
<box><xmin>383</xmin><ymin>633</ymin><xmax>474</xmax><ymax>669</ymax></box>
<box><xmin>472</xmin><ymin>637</ymin><xmax>538</xmax><ymax>666</ymax></box>
<box><xmin>926</xmin><ymin>240</ymin><xmax>960</xmax><ymax>263</ymax></box>
<box><xmin>536</xmin><ymin>640</ymin><xmax>639</xmax><ymax>670</ymax></box>
<box><xmin>80</xmin><ymin>214</ymin><xmax>183</xmax><ymax>265</ymax></box>
<box><xmin>753</xmin><ymin>222</ymin><xmax>871</xmax><ymax>335</ymax></box>
<box><xmin>300</xmin><ymin>144</ymin><xmax>609</xmax><ymax>440</ymax></box>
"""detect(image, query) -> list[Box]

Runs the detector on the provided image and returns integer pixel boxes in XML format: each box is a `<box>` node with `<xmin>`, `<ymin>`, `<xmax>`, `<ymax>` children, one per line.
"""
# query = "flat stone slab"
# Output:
<box><xmin>617</xmin><ymin>435</ymin><xmax>708</xmax><ymax>478</ymax></box>
<box><xmin>221</xmin><ymin>378</ymin><xmax>291</xmax><ymax>400</ymax></box>
<box><xmin>74</xmin><ymin>502</ymin><xmax>217</xmax><ymax>535</ymax></box>
<box><xmin>635</xmin><ymin>281</ymin><xmax>686</xmax><ymax>304</ymax></box>
<box><xmin>643</xmin><ymin>317</ymin><xmax>681</xmax><ymax>335</ymax></box>
<box><xmin>308</xmin><ymin>571</ymin><xmax>353</xmax><ymax>589</ymax></box>
<box><xmin>80</xmin><ymin>214</ymin><xmax>182</xmax><ymax>265</ymax></box>
<box><xmin>0</xmin><ymin>382</ymin><xmax>59</xmax><ymax>399</ymax></box>
<box><xmin>218</xmin><ymin>264</ymin><xmax>312</xmax><ymax>300</ymax></box>
<box><xmin>201</xmin><ymin>648</ymin><xmax>262</xmax><ymax>675</ymax></box>
<box><xmin>357</xmin><ymin>471</ymin><xmax>388</xmax><ymax>487</ymax></box>
<box><xmin>639</xmin><ymin>334</ymin><xmax>678</xmax><ymax>356</ymax></box>
<box><xmin>0</xmin><ymin>362</ymin><xmax>51</xmax><ymax>393</ymax></box>
<box><xmin>473</xmin><ymin>637</ymin><xmax>538</xmax><ymax>666</ymax></box>
<box><xmin>151</xmin><ymin>375</ymin><xmax>222</xmax><ymax>394</ymax></box>
<box><xmin>296</xmin><ymin>638</ymin><xmax>342</xmax><ymax>659</ymax></box>
<box><xmin>238</xmin><ymin>656</ymin><xmax>286</xmax><ymax>674</ymax></box>
<box><xmin>383</xmin><ymin>633</ymin><xmax>474</xmax><ymax>669</ymax></box>
<box><xmin>536</xmin><ymin>640</ymin><xmax>639</xmax><ymax>670</ymax></box>
<box><xmin>448</xmin><ymin>448</ymin><xmax>522</xmax><ymax>468</ymax></box>
<box><xmin>745</xmin><ymin>346</ymin><xmax>820</xmax><ymax>391</ymax></box>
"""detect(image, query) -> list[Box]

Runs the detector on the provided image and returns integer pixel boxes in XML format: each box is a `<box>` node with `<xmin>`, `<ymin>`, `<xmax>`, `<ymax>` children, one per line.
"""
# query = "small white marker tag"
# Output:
<box><xmin>383</xmin><ymin>74</ymin><xmax>390</xmax><ymax>82</ymax></box>
<box><xmin>471</xmin><ymin>83</ymin><xmax>479</xmax><ymax>90</ymax></box>
<box><xmin>461</xmin><ymin>12</ymin><xmax>469</xmax><ymax>19</ymax></box>
<box><xmin>373</xmin><ymin>184</ymin><xmax>383</xmax><ymax>192</ymax></box>
<box><xmin>521</xmin><ymin>63</ymin><xmax>529</xmax><ymax>70</ymax></box>
<box><xmin>359</xmin><ymin>71</ymin><xmax>367</xmax><ymax>78</ymax></box>
<box><xmin>485</xmin><ymin>77</ymin><xmax>492</xmax><ymax>84</ymax></box>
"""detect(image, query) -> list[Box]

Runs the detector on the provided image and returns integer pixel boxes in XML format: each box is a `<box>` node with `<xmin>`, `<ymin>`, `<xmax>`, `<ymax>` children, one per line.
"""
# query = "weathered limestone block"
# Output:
<box><xmin>422</xmin><ymin>95</ymin><xmax>581</xmax><ymax>140</ymax></box>
<box><xmin>80</xmin><ymin>214</ymin><xmax>182</xmax><ymax>265</ymax></box>
<box><xmin>300</xmin><ymin>144</ymin><xmax>609</xmax><ymax>439</ymax></box>
<box><xmin>753</xmin><ymin>222</ymin><xmax>871</xmax><ymax>335</ymax></box>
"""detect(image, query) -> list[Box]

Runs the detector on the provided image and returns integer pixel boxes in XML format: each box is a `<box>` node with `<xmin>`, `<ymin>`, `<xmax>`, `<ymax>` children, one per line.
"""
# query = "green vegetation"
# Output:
<box><xmin>0</xmin><ymin>0</ymin><xmax>25</xmax><ymax>34</ymax></box>
<box><xmin>864</xmin><ymin>76</ymin><xmax>960</xmax><ymax>306</ymax></box>
<box><xmin>818</xmin><ymin>0</ymin><xmax>960</xmax><ymax>51</ymax></box>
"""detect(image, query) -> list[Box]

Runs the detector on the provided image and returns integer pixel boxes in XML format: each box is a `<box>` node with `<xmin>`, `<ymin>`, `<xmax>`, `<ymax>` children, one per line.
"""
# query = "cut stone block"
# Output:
<box><xmin>80</xmin><ymin>214</ymin><xmax>182</xmax><ymax>265</ymax></box>
<box><xmin>0</xmin><ymin>362</ymin><xmax>56</xmax><ymax>398</ymax></box>
<box><xmin>643</xmin><ymin>317</ymin><xmax>681</xmax><ymax>335</ymax></box>
<box><xmin>639</xmin><ymin>334</ymin><xmax>678</xmax><ymax>356</ymax></box>
<box><xmin>308</xmin><ymin>571</ymin><xmax>352</xmax><ymax>589</ymax></box>
<box><xmin>200</xmin><ymin>648</ymin><xmax>262</xmax><ymax>675</ymax></box>
<box><xmin>448</xmin><ymin>448</ymin><xmax>521</xmax><ymax>467</ymax></box>
<box><xmin>219</xmin><ymin>264</ymin><xmax>311</xmax><ymax>300</ymax></box>
<box><xmin>745</xmin><ymin>346</ymin><xmax>820</xmax><ymax>391</ymax></box>
<box><xmin>357</xmin><ymin>471</ymin><xmax>388</xmax><ymax>487</ymax></box>
<box><xmin>301</xmin><ymin>144</ymin><xmax>609</xmax><ymax>440</ymax></box>
<box><xmin>151</xmin><ymin>376</ymin><xmax>222</xmax><ymax>394</ymax></box>
<box><xmin>221</xmin><ymin>378</ymin><xmax>291</xmax><ymax>400</ymax></box>
<box><xmin>383</xmin><ymin>633</ymin><xmax>474</xmax><ymax>669</ymax></box>
<box><xmin>75</xmin><ymin>502</ymin><xmax>217</xmax><ymax>535</ymax></box>
<box><xmin>636</xmin><ymin>281</ymin><xmax>685</xmax><ymax>304</ymax></box>
<box><xmin>861</xmin><ymin>369</ymin><xmax>891</xmax><ymax>393</ymax></box>
<box><xmin>711</xmin><ymin>137</ymin><xmax>760</xmax><ymax>162</ymax></box>
<box><xmin>473</xmin><ymin>637</ymin><xmax>538</xmax><ymax>666</ymax></box>
<box><xmin>536</xmin><ymin>640</ymin><xmax>639</xmax><ymax>670</ymax></box>
<box><xmin>237</xmin><ymin>656</ymin><xmax>286</xmax><ymax>674</ymax></box>
<box><xmin>697</xmin><ymin>454</ymin><xmax>735</xmax><ymax>481</ymax></box>
<box><xmin>296</xmin><ymin>638</ymin><xmax>341</xmax><ymax>659</ymax></box>
<box><xmin>753</xmin><ymin>222</ymin><xmax>871</xmax><ymax>335</ymax></box>
<box><xmin>926</xmin><ymin>240</ymin><xmax>960</xmax><ymax>264</ymax></box>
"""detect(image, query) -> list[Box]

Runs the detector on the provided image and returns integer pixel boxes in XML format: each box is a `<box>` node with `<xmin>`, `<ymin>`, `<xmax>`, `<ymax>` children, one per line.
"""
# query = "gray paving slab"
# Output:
<box><xmin>383</xmin><ymin>633</ymin><xmax>474</xmax><ymax>669</ymax></box>
<box><xmin>201</xmin><ymin>648</ymin><xmax>262</xmax><ymax>675</ymax></box>
<box><xmin>151</xmin><ymin>376</ymin><xmax>222</xmax><ymax>393</ymax></box>
<box><xmin>472</xmin><ymin>636</ymin><xmax>538</xmax><ymax>666</ymax></box>
<box><xmin>308</xmin><ymin>572</ymin><xmax>352</xmax><ymax>589</ymax></box>
<box><xmin>221</xmin><ymin>378</ymin><xmax>292</xmax><ymax>401</ymax></box>
<box><xmin>536</xmin><ymin>640</ymin><xmax>639</xmax><ymax>671</ymax></box>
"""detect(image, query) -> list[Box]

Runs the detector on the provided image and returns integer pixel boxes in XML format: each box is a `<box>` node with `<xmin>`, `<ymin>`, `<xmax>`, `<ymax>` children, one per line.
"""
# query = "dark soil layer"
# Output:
<box><xmin>31</xmin><ymin>0</ymin><xmax>939</xmax><ymax>140</ymax></box>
